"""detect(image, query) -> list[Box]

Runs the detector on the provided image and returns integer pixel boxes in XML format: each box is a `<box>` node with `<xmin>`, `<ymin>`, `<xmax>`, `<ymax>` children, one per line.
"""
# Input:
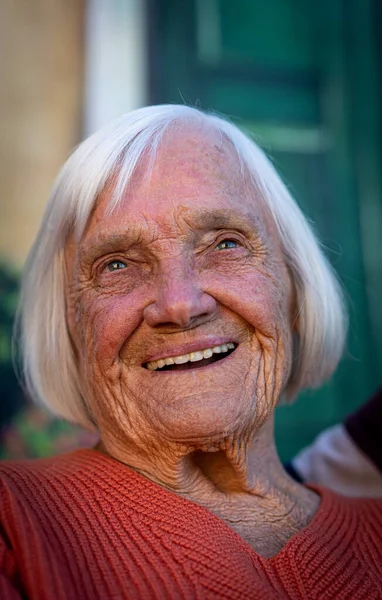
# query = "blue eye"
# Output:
<box><xmin>106</xmin><ymin>260</ymin><xmax>127</xmax><ymax>272</ymax></box>
<box><xmin>216</xmin><ymin>239</ymin><xmax>238</xmax><ymax>250</ymax></box>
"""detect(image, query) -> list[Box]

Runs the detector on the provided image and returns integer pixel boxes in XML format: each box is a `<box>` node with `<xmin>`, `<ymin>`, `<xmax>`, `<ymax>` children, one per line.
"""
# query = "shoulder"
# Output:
<box><xmin>347</xmin><ymin>494</ymin><xmax>382</xmax><ymax>533</ymax></box>
<box><xmin>320</xmin><ymin>485</ymin><xmax>382</xmax><ymax>513</ymax></box>
<box><xmin>271</xmin><ymin>487</ymin><xmax>382</xmax><ymax>597</ymax></box>
<box><xmin>0</xmin><ymin>449</ymin><xmax>106</xmax><ymax>504</ymax></box>
<box><xmin>0</xmin><ymin>449</ymin><xmax>158</xmax><ymax>515</ymax></box>
<box><xmin>0</xmin><ymin>449</ymin><xmax>132</xmax><ymax>547</ymax></box>
<box><xmin>312</xmin><ymin>484</ymin><xmax>382</xmax><ymax>516</ymax></box>
<box><xmin>309</xmin><ymin>485</ymin><xmax>382</xmax><ymax>546</ymax></box>
<box><xmin>0</xmin><ymin>449</ymin><xmax>89</xmax><ymax>480</ymax></box>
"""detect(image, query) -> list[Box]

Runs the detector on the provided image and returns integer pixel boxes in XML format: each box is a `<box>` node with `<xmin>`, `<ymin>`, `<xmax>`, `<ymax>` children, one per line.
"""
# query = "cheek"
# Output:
<box><xmin>205</xmin><ymin>268</ymin><xmax>291</xmax><ymax>336</ymax></box>
<box><xmin>76</xmin><ymin>290</ymin><xmax>144</xmax><ymax>367</ymax></box>
<box><xmin>205</xmin><ymin>266</ymin><xmax>295</xmax><ymax>390</ymax></box>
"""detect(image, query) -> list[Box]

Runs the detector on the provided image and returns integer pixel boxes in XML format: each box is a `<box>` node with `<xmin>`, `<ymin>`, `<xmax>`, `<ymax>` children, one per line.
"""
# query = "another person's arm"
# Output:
<box><xmin>289</xmin><ymin>387</ymin><xmax>382</xmax><ymax>497</ymax></box>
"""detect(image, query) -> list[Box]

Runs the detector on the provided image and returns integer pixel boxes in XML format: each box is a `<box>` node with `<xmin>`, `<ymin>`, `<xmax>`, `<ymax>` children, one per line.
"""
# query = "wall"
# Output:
<box><xmin>0</xmin><ymin>0</ymin><xmax>84</xmax><ymax>266</ymax></box>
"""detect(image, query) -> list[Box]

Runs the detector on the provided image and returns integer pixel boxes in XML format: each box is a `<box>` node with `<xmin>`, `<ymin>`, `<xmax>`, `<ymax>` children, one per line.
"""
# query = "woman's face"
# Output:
<box><xmin>66</xmin><ymin>126</ymin><xmax>295</xmax><ymax>453</ymax></box>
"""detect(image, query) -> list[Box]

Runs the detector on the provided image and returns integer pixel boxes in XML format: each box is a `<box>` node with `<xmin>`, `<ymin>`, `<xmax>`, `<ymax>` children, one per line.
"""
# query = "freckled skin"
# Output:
<box><xmin>66</xmin><ymin>124</ymin><xmax>319</xmax><ymax>557</ymax></box>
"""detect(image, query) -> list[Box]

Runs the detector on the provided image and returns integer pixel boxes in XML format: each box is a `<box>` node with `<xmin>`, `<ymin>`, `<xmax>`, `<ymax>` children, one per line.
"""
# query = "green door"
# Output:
<box><xmin>149</xmin><ymin>0</ymin><xmax>382</xmax><ymax>459</ymax></box>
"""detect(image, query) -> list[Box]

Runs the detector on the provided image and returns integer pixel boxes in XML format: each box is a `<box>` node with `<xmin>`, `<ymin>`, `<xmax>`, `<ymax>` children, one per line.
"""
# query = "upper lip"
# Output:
<box><xmin>142</xmin><ymin>337</ymin><xmax>238</xmax><ymax>365</ymax></box>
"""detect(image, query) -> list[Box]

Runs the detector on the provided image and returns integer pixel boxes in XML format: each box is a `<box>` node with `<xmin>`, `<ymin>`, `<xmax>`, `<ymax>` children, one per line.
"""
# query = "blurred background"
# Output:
<box><xmin>0</xmin><ymin>0</ymin><xmax>381</xmax><ymax>461</ymax></box>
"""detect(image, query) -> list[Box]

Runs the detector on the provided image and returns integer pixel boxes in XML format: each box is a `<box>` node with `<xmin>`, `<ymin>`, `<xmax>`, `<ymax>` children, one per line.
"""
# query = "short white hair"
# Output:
<box><xmin>16</xmin><ymin>104</ymin><xmax>347</xmax><ymax>429</ymax></box>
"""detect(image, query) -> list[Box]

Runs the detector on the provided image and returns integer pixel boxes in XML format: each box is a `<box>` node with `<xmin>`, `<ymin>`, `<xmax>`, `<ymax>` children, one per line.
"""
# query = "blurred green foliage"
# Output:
<box><xmin>0</xmin><ymin>263</ymin><xmax>25</xmax><ymax>427</ymax></box>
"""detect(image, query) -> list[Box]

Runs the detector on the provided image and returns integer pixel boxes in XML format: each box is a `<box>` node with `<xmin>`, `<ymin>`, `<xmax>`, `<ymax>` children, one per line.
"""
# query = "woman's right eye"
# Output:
<box><xmin>105</xmin><ymin>260</ymin><xmax>127</xmax><ymax>272</ymax></box>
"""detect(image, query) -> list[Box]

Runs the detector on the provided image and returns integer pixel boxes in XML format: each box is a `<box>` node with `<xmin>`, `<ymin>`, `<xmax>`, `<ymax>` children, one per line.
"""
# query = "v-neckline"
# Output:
<box><xmin>78</xmin><ymin>447</ymin><xmax>330</xmax><ymax>562</ymax></box>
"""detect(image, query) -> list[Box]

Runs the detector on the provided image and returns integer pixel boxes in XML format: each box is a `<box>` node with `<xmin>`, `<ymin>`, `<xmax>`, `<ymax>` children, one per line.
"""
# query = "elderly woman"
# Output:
<box><xmin>1</xmin><ymin>105</ymin><xmax>381</xmax><ymax>600</ymax></box>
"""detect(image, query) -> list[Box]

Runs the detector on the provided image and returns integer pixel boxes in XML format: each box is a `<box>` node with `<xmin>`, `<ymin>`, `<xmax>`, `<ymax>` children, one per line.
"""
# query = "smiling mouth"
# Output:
<box><xmin>144</xmin><ymin>342</ymin><xmax>237</xmax><ymax>372</ymax></box>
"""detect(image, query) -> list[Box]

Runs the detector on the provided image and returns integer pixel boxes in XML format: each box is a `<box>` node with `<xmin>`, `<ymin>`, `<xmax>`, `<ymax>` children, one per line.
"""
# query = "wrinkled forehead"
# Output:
<box><xmin>93</xmin><ymin>124</ymin><xmax>267</xmax><ymax>228</ymax></box>
<box><xmin>124</xmin><ymin>123</ymin><xmax>247</xmax><ymax>201</ymax></box>
<box><xmin>148</xmin><ymin>121</ymin><xmax>242</xmax><ymax>180</ymax></box>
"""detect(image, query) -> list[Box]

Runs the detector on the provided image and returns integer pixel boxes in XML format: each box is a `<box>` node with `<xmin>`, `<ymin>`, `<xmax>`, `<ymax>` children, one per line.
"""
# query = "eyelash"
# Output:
<box><xmin>216</xmin><ymin>238</ymin><xmax>239</xmax><ymax>251</ymax></box>
<box><xmin>100</xmin><ymin>237</ymin><xmax>241</xmax><ymax>274</ymax></box>
<box><xmin>105</xmin><ymin>259</ymin><xmax>128</xmax><ymax>272</ymax></box>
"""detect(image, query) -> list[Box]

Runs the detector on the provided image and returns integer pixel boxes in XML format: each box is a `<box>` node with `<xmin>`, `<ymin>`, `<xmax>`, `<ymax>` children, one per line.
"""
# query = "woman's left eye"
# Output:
<box><xmin>106</xmin><ymin>260</ymin><xmax>127</xmax><ymax>272</ymax></box>
<box><xmin>216</xmin><ymin>239</ymin><xmax>239</xmax><ymax>250</ymax></box>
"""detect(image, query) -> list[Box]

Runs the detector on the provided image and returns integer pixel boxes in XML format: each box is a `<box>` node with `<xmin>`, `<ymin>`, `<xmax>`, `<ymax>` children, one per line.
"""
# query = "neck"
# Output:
<box><xmin>96</xmin><ymin>416</ymin><xmax>320</xmax><ymax>557</ymax></box>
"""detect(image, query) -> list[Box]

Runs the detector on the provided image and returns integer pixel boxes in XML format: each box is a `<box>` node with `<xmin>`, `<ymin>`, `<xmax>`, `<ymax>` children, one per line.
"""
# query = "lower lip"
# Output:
<box><xmin>145</xmin><ymin>346</ymin><xmax>238</xmax><ymax>374</ymax></box>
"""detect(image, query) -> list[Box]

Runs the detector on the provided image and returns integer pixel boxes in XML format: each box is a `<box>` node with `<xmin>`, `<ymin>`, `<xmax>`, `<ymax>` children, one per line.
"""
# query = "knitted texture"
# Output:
<box><xmin>0</xmin><ymin>449</ymin><xmax>381</xmax><ymax>599</ymax></box>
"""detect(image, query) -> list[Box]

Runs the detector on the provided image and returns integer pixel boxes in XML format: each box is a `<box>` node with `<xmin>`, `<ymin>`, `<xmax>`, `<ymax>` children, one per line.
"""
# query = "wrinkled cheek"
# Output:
<box><xmin>261</xmin><ymin>327</ymin><xmax>293</xmax><ymax>411</ymax></box>
<box><xmin>230</xmin><ymin>276</ymin><xmax>294</xmax><ymax>407</ymax></box>
<box><xmin>78</xmin><ymin>293</ymin><xmax>143</xmax><ymax>377</ymax></box>
<box><xmin>206</xmin><ymin>271</ymin><xmax>285</xmax><ymax>337</ymax></box>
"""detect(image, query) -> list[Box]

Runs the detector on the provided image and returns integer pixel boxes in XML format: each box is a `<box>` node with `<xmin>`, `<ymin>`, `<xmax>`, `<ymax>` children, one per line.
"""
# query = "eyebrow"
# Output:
<box><xmin>78</xmin><ymin>208</ymin><xmax>263</xmax><ymax>265</ymax></box>
<box><xmin>183</xmin><ymin>208</ymin><xmax>262</xmax><ymax>234</ymax></box>
<box><xmin>77</xmin><ymin>233</ymin><xmax>142</xmax><ymax>266</ymax></box>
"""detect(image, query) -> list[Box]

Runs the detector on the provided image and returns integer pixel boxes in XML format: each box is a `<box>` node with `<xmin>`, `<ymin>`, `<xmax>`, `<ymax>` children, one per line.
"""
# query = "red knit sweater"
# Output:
<box><xmin>0</xmin><ymin>449</ymin><xmax>381</xmax><ymax>599</ymax></box>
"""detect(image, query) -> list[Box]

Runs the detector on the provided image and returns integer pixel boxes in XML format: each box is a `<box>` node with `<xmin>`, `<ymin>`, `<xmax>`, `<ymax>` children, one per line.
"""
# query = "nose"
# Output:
<box><xmin>143</xmin><ymin>261</ymin><xmax>216</xmax><ymax>329</ymax></box>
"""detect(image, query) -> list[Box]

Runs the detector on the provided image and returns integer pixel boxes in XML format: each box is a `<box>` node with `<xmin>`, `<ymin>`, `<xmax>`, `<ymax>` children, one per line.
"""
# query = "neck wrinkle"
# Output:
<box><xmin>96</xmin><ymin>415</ymin><xmax>320</xmax><ymax>557</ymax></box>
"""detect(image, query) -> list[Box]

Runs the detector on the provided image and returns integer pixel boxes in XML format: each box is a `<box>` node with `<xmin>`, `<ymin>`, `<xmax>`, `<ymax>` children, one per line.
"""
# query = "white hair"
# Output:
<box><xmin>16</xmin><ymin>104</ymin><xmax>347</xmax><ymax>429</ymax></box>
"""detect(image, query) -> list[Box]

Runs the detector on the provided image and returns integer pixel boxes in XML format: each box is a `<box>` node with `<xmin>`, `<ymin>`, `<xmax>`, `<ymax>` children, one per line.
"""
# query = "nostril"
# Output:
<box><xmin>143</xmin><ymin>286</ymin><xmax>217</xmax><ymax>329</ymax></box>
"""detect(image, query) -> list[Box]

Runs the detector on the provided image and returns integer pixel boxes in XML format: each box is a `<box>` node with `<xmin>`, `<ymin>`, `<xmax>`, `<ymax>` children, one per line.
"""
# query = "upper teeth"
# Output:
<box><xmin>146</xmin><ymin>342</ymin><xmax>235</xmax><ymax>371</ymax></box>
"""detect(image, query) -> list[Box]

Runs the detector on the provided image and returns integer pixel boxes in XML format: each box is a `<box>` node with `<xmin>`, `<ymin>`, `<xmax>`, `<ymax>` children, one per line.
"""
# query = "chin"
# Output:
<box><xmin>157</xmin><ymin>392</ymin><xmax>254</xmax><ymax>448</ymax></box>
